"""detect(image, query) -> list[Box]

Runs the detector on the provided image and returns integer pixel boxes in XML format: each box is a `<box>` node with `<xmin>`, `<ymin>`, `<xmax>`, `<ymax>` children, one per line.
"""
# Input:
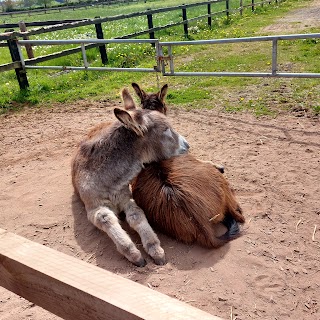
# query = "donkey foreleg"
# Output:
<box><xmin>87</xmin><ymin>206</ymin><xmax>146</xmax><ymax>267</ymax></box>
<box><xmin>123</xmin><ymin>199</ymin><xmax>165</xmax><ymax>265</ymax></box>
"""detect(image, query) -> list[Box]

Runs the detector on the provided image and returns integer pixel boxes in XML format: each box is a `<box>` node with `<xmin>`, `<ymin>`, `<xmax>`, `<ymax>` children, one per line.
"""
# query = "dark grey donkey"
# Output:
<box><xmin>71</xmin><ymin>87</ymin><xmax>189</xmax><ymax>267</ymax></box>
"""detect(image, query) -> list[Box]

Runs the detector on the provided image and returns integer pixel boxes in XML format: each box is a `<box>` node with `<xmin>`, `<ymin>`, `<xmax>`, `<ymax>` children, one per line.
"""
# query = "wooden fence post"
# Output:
<box><xmin>182</xmin><ymin>5</ymin><xmax>188</xmax><ymax>38</ymax></box>
<box><xmin>251</xmin><ymin>0</ymin><xmax>255</xmax><ymax>12</ymax></box>
<box><xmin>7</xmin><ymin>36</ymin><xmax>29</xmax><ymax>90</ymax></box>
<box><xmin>240</xmin><ymin>0</ymin><xmax>243</xmax><ymax>16</ymax></box>
<box><xmin>147</xmin><ymin>9</ymin><xmax>155</xmax><ymax>47</ymax></box>
<box><xmin>226</xmin><ymin>0</ymin><xmax>230</xmax><ymax>19</ymax></box>
<box><xmin>94</xmin><ymin>17</ymin><xmax>108</xmax><ymax>64</ymax></box>
<box><xmin>18</xmin><ymin>21</ymin><xmax>34</xmax><ymax>59</ymax></box>
<box><xmin>207</xmin><ymin>3</ymin><xmax>212</xmax><ymax>28</ymax></box>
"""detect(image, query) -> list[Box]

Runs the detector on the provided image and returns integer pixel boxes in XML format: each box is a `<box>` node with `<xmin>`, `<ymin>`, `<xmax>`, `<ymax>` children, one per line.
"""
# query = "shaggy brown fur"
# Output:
<box><xmin>132</xmin><ymin>154</ymin><xmax>245</xmax><ymax>248</ymax></box>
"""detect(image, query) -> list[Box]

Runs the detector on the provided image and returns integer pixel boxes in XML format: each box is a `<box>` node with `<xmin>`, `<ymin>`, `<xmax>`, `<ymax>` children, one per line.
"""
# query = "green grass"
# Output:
<box><xmin>0</xmin><ymin>0</ymin><xmax>319</xmax><ymax>116</ymax></box>
<box><xmin>312</xmin><ymin>105</ymin><xmax>320</xmax><ymax>115</ymax></box>
<box><xmin>2</xmin><ymin>0</ymin><xmax>233</xmax><ymax>24</ymax></box>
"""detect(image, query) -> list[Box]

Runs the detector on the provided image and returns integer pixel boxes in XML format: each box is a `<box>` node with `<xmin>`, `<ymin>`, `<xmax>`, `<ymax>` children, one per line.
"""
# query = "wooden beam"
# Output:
<box><xmin>18</xmin><ymin>21</ymin><xmax>34</xmax><ymax>59</ymax></box>
<box><xmin>0</xmin><ymin>229</ymin><xmax>223</xmax><ymax>320</ymax></box>
<box><xmin>0</xmin><ymin>61</ymin><xmax>21</xmax><ymax>72</ymax></box>
<box><xmin>7</xmin><ymin>38</ymin><xmax>29</xmax><ymax>89</ymax></box>
<box><xmin>0</xmin><ymin>20</ymin><xmax>85</xmax><ymax>29</ymax></box>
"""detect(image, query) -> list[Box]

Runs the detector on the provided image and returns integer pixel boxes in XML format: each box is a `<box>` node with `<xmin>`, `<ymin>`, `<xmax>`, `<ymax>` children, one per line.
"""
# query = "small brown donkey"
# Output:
<box><xmin>71</xmin><ymin>88</ymin><xmax>189</xmax><ymax>267</ymax></box>
<box><xmin>129</xmin><ymin>83</ymin><xmax>244</xmax><ymax>248</ymax></box>
<box><xmin>131</xmin><ymin>82</ymin><xmax>169</xmax><ymax>115</ymax></box>
<box><xmin>132</xmin><ymin>154</ymin><xmax>245</xmax><ymax>248</ymax></box>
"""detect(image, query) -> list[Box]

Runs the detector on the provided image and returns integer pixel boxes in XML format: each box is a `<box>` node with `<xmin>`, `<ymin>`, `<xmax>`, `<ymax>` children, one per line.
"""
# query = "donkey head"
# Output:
<box><xmin>118</xmin><ymin>88</ymin><xmax>189</xmax><ymax>164</ymax></box>
<box><xmin>131</xmin><ymin>82</ymin><xmax>168</xmax><ymax>115</ymax></box>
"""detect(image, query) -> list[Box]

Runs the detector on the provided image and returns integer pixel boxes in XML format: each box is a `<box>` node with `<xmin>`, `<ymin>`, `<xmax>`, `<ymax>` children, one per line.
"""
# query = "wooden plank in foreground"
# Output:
<box><xmin>0</xmin><ymin>229</ymin><xmax>223</xmax><ymax>320</ymax></box>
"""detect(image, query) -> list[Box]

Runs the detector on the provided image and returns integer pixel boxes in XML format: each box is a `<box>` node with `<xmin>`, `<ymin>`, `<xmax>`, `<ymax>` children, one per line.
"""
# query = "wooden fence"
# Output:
<box><xmin>0</xmin><ymin>0</ymin><xmax>138</xmax><ymax>17</ymax></box>
<box><xmin>0</xmin><ymin>228</ymin><xmax>223</xmax><ymax>320</ymax></box>
<box><xmin>0</xmin><ymin>0</ymin><xmax>229</xmax><ymax>49</ymax></box>
<box><xmin>0</xmin><ymin>0</ymin><xmax>282</xmax><ymax>89</ymax></box>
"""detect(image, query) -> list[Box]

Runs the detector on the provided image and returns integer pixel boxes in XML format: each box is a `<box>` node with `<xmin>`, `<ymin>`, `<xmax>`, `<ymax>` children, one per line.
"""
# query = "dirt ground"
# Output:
<box><xmin>262</xmin><ymin>0</ymin><xmax>320</xmax><ymax>33</ymax></box>
<box><xmin>1</xmin><ymin>2</ymin><xmax>320</xmax><ymax>320</ymax></box>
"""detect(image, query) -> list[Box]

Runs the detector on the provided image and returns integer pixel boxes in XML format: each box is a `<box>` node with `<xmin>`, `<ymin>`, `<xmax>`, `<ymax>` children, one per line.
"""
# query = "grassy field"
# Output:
<box><xmin>0</xmin><ymin>0</ymin><xmax>319</xmax><ymax>116</ymax></box>
<box><xmin>1</xmin><ymin>0</ymin><xmax>244</xmax><ymax>23</ymax></box>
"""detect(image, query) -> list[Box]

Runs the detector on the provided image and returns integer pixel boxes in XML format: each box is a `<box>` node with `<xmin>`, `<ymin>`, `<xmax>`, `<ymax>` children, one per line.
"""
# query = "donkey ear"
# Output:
<box><xmin>114</xmin><ymin>108</ymin><xmax>146</xmax><ymax>137</ymax></box>
<box><xmin>158</xmin><ymin>84</ymin><xmax>168</xmax><ymax>102</ymax></box>
<box><xmin>122</xmin><ymin>88</ymin><xmax>136</xmax><ymax>110</ymax></box>
<box><xmin>132</xmin><ymin>83</ymin><xmax>147</xmax><ymax>102</ymax></box>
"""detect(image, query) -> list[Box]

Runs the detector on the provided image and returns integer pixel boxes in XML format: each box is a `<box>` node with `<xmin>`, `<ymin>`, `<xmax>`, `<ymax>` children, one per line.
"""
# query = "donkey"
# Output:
<box><xmin>71</xmin><ymin>91</ymin><xmax>189</xmax><ymax>267</ymax></box>
<box><xmin>129</xmin><ymin>83</ymin><xmax>244</xmax><ymax>248</ymax></box>
<box><xmin>132</xmin><ymin>153</ymin><xmax>245</xmax><ymax>248</ymax></box>
<box><xmin>131</xmin><ymin>82</ymin><xmax>168</xmax><ymax>115</ymax></box>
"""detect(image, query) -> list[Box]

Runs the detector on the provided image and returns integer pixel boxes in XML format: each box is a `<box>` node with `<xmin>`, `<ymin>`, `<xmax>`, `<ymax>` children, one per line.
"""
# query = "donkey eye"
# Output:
<box><xmin>163</xmin><ymin>128</ymin><xmax>174</xmax><ymax>139</ymax></box>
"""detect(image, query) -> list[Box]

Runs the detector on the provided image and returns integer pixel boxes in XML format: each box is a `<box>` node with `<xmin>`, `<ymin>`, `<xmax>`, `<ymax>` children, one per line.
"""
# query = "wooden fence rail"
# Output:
<box><xmin>0</xmin><ymin>20</ymin><xmax>86</xmax><ymax>29</ymax></box>
<box><xmin>0</xmin><ymin>61</ymin><xmax>21</xmax><ymax>72</ymax></box>
<box><xmin>0</xmin><ymin>228</ymin><xmax>223</xmax><ymax>320</ymax></box>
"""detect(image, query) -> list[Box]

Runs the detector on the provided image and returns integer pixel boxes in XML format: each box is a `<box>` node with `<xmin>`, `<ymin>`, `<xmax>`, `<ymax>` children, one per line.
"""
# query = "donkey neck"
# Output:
<box><xmin>93</xmin><ymin>125</ymin><xmax>146</xmax><ymax>188</ymax></box>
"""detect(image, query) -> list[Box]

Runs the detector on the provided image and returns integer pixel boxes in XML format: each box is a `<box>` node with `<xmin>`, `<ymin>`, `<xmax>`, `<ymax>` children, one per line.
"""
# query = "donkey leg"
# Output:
<box><xmin>123</xmin><ymin>199</ymin><xmax>165</xmax><ymax>265</ymax></box>
<box><xmin>87</xmin><ymin>206</ymin><xmax>146</xmax><ymax>267</ymax></box>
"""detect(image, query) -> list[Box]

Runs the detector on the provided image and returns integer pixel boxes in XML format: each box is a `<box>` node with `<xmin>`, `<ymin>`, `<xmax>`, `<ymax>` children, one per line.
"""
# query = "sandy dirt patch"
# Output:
<box><xmin>262</xmin><ymin>0</ymin><xmax>320</xmax><ymax>33</ymax></box>
<box><xmin>1</xmin><ymin>0</ymin><xmax>320</xmax><ymax>319</ymax></box>
<box><xmin>0</xmin><ymin>100</ymin><xmax>319</xmax><ymax>319</ymax></box>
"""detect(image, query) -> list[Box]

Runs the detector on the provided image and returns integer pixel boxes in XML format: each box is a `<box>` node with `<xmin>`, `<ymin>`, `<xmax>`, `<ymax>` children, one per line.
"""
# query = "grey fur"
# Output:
<box><xmin>71</xmin><ymin>88</ymin><xmax>189</xmax><ymax>266</ymax></box>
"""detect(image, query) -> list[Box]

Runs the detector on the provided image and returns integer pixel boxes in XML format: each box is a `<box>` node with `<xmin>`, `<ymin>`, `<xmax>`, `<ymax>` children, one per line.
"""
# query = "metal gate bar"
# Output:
<box><xmin>17</xmin><ymin>34</ymin><xmax>320</xmax><ymax>78</ymax></box>
<box><xmin>158</xmin><ymin>33</ymin><xmax>320</xmax><ymax>78</ymax></box>
<box><xmin>17</xmin><ymin>38</ymin><xmax>160</xmax><ymax>73</ymax></box>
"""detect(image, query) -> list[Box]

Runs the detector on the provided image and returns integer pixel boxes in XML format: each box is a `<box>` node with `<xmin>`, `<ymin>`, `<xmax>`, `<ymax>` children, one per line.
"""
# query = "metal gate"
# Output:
<box><xmin>18</xmin><ymin>33</ymin><xmax>320</xmax><ymax>79</ymax></box>
<box><xmin>157</xmin><ymin>33</ymin><xmax>320</xmax><ymax>78</ymax></box>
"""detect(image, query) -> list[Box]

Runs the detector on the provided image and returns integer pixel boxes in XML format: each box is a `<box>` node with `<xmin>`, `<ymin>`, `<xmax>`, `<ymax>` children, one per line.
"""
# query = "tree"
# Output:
<box><xmin>23</xmin><ymin>0</ymin><xmax>36</xmax><ymax>9</ymax></box>
<box><xmin>36</xmin><ymin>0</ymin><xmax>52</xmax><ymax>8</ymax></box>
<box><xmin>2</xmin><ymin>0</ymin><xmax>15</xmax><ymax>11</ymax></box>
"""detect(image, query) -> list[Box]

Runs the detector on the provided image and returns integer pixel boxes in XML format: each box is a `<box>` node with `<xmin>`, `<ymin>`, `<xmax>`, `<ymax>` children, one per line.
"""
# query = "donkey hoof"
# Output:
<box><xmin>153</xmin><ymin>257</ymin><xmax>166</xmax><ymax>266</ymax></box>
<box><xmin>134</xmin><ymin>258</ymin><xmax>147</xmax><ymax>267</ymax></box>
